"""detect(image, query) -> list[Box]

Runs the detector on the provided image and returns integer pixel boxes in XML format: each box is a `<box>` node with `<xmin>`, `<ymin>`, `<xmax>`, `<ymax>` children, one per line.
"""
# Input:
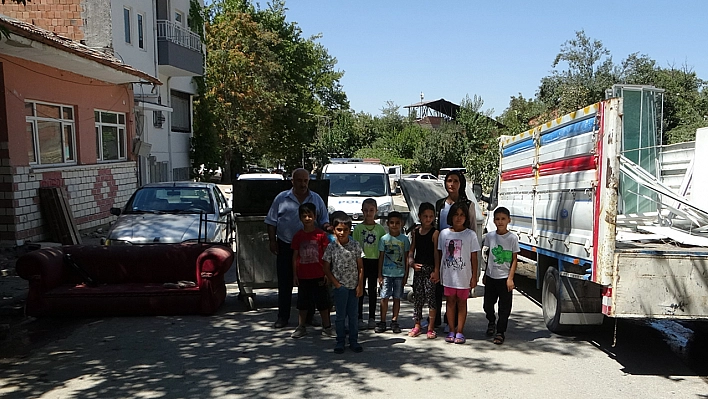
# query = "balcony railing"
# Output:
<box><xmin>156</xmin><ymin>20</ymin><xmax>202</xmax><ymax>52</ymax></box>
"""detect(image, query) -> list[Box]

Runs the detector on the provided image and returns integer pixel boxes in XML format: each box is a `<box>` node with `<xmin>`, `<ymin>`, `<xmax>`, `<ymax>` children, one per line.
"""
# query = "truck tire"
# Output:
<box><xmin>542</xmin><ymin>267</ymin><xmax>568</xmax><ymax>333</ymax></box>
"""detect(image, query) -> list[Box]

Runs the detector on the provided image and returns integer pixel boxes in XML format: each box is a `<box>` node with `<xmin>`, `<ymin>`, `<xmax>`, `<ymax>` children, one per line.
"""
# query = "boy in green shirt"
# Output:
<box><xmin>352</xmin><ymin>198</ymin><xmax>387</xmax><ymax>330</ymax></box>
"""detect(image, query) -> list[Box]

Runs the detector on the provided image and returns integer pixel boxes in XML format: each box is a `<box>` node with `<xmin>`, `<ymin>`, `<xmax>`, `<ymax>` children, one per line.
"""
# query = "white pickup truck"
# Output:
<box><xmin>485</xmin><ymin>89</ymin><xmax>708</xmax><ymax>333</ymax></box>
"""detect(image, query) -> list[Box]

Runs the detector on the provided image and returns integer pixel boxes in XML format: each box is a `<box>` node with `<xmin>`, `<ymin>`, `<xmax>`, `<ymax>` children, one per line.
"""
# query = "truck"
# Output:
<box><xmin>321</xmin><ymin>159</ymin><xmax>394</xmax><ymax>223</ymax></box>
<box><xmin>484</xmin><ymin>86</ymin><xmax>708</xmax><ymax>333</ymax></box>
<box><xmin>387</xmin><ymin>165</ymin><xmax>402</xmax><ymax>194</ymax></box>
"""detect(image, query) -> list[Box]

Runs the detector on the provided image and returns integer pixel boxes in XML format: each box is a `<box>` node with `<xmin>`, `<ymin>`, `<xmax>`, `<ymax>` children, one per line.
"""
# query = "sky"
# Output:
<box><xmin>282</xmin><ymin>0</ymin><xmax>708</xmax><ymax>118</ymax></box>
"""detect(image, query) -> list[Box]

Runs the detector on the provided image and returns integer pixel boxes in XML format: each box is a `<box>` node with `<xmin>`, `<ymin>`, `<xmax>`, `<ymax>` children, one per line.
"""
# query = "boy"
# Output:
<box><xmin>352</xmin><ymin>198</ymin><xmax>386</xmax><ymax>331</ymax></box>
<box><xmin>323</xmin><ymin>213</ymin><xmax>365</xmax><ymax>353</ymax></box>
<box><xmin>482</xmin><ymin>206</ymin><xmax>519</xmax><ymax>345</ymax></box>
<box><xmin>376</xmin><ymin>211</ymin><xmax>410</xmax><ymax>333</ymax></box>
<box><xmin>290</xmin><ymin>203</ymin><xmax>334</xmax><ymax>339</ymax></box>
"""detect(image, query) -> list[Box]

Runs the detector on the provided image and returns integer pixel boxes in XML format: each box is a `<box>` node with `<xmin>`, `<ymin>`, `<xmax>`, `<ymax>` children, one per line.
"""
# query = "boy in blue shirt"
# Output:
<box><xmin>375</xmin><ymin>211</ymin><xmax>410</xmax><ymax>333</ymax></box>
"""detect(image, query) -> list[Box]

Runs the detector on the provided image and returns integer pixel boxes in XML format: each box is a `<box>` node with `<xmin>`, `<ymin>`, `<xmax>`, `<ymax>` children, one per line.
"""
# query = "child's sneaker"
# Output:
<box><xmin>350</xmin><ymin>343</ymin><xmax>363</xmax><ymax>353</ymax></box>
<box><xmin>391</xmin><ymin>321</ymin><xmax>401</xmax><ymax>334</ymax></box>
<box><xmin>291</xmin><ymin>325</ymin><xmax>307</xmax><ymax>339</ymax></box>
<box><xmin>374</xmin><ymin>321</ymin><xmax>387</xmax><ymax>333</ymax></box>
<box><xmin>368</xmin><ymin>319</ymin><xmax>377</xmax><ymax>329</ymax></box>
<box><xmin>321</xmin><ymin>325</ymin><xmax>335</xmax><ymax>337</ymax></box>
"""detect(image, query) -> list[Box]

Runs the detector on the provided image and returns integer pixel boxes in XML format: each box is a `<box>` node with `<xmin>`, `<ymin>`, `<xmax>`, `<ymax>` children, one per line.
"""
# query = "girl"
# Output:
<box><xmin>434</xmin><ymin>202</ymin><xmax>480</xmax><ymax>344</ymax></box>
<box><xmin>433</xmin><ymin>170</ymin><xmax>478</xmax><ymax>331</ymax></box>
<box><xmin>407</xmin><ymin>202</ymin><xmax>439</xmax><ymax>339</ymax></box>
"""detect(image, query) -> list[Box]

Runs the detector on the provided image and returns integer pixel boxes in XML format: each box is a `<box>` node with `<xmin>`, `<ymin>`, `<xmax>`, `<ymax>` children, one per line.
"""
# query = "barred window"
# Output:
<box><xmin>171</xmin><ymin>91</ymin><xmax>191</xmax><ymax>132</ymax></box>
<box><xmin>95</xmin><ymin>110</ymin><xmax>127</xmax><ymax>161</ymax></box>
<box><xmin>25</xmin><ymin>101</ymin><xmax>76</xmax><ymax>165</ymax></box>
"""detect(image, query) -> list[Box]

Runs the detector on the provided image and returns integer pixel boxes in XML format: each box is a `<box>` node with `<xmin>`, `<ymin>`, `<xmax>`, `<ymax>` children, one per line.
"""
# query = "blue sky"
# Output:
<box><xmin>283</xmin><ymin>0</ymin><xmax>708</xmax><ymax>117</ymax></box>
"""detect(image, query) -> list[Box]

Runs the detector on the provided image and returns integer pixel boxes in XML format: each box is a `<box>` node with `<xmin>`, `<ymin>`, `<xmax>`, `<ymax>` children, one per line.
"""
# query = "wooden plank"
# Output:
<box><xmin>39</xmin><ymin>187</ymin><xmax>82</xmax><ymax>245</ymax></box>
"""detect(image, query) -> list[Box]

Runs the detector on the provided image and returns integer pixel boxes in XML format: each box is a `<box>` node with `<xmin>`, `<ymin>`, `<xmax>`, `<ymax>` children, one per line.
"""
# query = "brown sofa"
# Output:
<box><xmin>16</xmin><ymin>243</ymin><xmax>234</xmax><ymax>316</ymax></box>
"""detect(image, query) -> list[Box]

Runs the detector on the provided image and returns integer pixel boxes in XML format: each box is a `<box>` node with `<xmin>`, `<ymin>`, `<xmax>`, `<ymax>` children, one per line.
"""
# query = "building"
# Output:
<box><xmin>0</xmin><ymin>14</ymin><xmax>160</xmax><ymax>245</ymax></box>
<box><xmin>0</xmin><ymin>0</ymin><xmax>204</xmax><ymax>185</ymax></box>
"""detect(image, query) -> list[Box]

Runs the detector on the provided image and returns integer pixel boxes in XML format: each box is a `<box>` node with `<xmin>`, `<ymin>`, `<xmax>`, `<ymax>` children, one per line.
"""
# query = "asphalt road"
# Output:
<box><xmin>0</xmin><ymin>274</ymin><xmax>706</xmax><ymax>398</ymax></box>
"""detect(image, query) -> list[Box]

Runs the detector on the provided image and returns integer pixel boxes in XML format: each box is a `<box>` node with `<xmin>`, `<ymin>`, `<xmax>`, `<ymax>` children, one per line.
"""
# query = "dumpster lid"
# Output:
<box><xmin>232</xmin><ymin>180</ymin><xmax>330</xmax><ymax>216</ymax></box>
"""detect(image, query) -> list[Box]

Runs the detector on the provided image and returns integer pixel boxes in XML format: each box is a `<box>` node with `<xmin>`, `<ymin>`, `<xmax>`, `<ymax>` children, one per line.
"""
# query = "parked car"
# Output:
<box><xmin>237</xmin><ymin>173</ymin><xmax>284</xmax><ymax>180</ymax></box>
<box><xmin>104</xmin><ymin>182</ymin><xmax>232</xmax><ymax>245</ymax></box>
<box><xmin>405</xmin><ymin>173</ymin><xmax>438</xmax><ymax>181</ymax></box>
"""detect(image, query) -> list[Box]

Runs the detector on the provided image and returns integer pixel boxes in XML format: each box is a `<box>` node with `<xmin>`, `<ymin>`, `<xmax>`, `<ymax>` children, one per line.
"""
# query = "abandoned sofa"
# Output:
<box><xmin>16</xmin><ymin>243</ymin><xmax>234</xmax><ymax>316</ymax></box>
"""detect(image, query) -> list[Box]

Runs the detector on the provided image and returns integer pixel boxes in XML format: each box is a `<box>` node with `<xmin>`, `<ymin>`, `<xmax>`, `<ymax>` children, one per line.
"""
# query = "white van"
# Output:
<box><xmin>322</xmin><ymin>160</ymin><xmax>393</xmax><ymax>223</ymax></box>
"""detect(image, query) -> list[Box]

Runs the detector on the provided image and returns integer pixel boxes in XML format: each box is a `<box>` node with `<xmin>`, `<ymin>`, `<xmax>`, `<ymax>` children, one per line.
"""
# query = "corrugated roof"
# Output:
<box><xmin>0</xmin><ymin>14</ymin><xmax>160</xmax><ymax>85</ymax></box>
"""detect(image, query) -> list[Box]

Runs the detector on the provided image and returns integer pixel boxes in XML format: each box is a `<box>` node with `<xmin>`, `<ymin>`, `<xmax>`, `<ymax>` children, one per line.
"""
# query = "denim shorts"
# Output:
<box><xmin>380</xmin><ymin>276</ymin><xmax>404</xmax><ymax>299</ymax></box>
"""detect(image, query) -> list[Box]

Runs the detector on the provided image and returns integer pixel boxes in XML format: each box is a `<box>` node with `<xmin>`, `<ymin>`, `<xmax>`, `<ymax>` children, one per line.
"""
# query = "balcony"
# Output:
<box><xmin>156</xmin><ymin>20</ymin><xmax>203</xmax><ymax>77</ymax></box>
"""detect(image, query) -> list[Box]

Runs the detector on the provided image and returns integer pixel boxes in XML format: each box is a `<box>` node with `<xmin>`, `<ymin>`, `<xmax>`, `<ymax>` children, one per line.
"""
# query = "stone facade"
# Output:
<box><xmin>0</xmin><ymin>0</ymin><xmax>85</xmax><ymax>41</ymax></box>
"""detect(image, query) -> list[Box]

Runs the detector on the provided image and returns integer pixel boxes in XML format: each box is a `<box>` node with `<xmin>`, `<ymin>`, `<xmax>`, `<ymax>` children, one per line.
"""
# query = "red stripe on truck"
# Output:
<box><xmin>537</xmin><ymin>155</ymin><xmax>597</xmax><ymax>176</ymax></box>
<box><xmin>501</xmin><ymin>166</ymin><xmax>535</xmax><ymax>181</ymax></box>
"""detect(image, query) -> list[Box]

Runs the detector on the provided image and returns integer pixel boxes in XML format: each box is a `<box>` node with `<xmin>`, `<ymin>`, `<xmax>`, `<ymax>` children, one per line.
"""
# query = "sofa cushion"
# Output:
<box><xmin>44</xmin><ymin>283</ymin><xmax>200</xmax><ymax>298</ymax></box>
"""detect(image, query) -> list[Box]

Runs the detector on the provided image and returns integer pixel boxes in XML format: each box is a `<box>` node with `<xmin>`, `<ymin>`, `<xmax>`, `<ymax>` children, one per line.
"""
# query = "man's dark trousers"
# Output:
<box><xmin>276</xmin><ymin>239</ymin><xmax>294</xmax><ymax>322</ymax></box>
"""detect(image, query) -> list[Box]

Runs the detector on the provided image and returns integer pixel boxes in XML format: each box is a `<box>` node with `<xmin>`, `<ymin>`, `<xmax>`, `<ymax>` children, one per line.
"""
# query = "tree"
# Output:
<box><xmin>538</xmin><ymin>30</ymin><xmax>616</xmax><ymax>116</ymax></box>
<box><xmin>456</xmin><ymin>95</ymin><xmax>500</xmax><ymax>189</ymax></box>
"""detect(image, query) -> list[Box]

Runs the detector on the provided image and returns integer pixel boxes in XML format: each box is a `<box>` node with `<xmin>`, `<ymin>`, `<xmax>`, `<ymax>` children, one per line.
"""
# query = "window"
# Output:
<box><xmin>137</xmin><ymin>13</ymin><xmax>144</xmax><ymax>49</ymax></box>
<box><xmin>25</xmin><ymin>101</ymin><xmax>76</xmax><ymax>165</ymax></box>
<box><xmin>95</xmin><ymin>110</ymin><xmax>127</xmax><ymax>162</ymax></box>
<box><xmin>123</xmin><ymin>7</ymin><xmax>131</xmax><ymax>44</ymax></box>
<box><xmin>170</xmin><ymin>91</ymin><xmax>191</xmax><ymax>132</ymax></box>
<box><xmin>174</xmin><ymin>10</ymin><xmax>184</xmax><ymax>26</ymax></box>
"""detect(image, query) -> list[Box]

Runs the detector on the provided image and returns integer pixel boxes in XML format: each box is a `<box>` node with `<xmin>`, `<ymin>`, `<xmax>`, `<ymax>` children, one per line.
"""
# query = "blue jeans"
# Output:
<box><xmin>333</xmin><ymin>285</ymin><xmax>359</xmax><ymax>346</ymax></box>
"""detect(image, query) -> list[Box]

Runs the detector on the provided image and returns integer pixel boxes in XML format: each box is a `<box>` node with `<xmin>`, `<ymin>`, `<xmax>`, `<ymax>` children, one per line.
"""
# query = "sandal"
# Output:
<box><xmin>426</xmin><ymin>330</ymin><xmax>437</xmax><ymax>339</ymax></box>
<box><xmin>493</xmin><ymin>333</ymin><xmax>505</xmax><ymax>345</ymax></box>
<box><xmin>485</xmin><ymin>323</ymin><xmax>495</xmax><ymax>336</ymax></box>
<box><xmin>408</xmin><ymin>327</ymin><xmax>421</xmax><ymax>337</ymax></box>
<box><xmin>445</xmin><ymin>332</ymin><xmax>456</xmax><ymax>343</ymax></box>
<box><xmin>454</xmin><ymin>333</ymin><xmax>466</xmax><ymax>344</ymax></box>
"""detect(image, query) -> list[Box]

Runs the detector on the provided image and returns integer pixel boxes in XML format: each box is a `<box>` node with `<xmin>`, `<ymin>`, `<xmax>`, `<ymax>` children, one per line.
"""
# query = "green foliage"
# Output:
<box><xmin>196</xmin><ymin>0</ymin><xmax>348</xmax><ymax>180</ymax></box>
<box><xmin>456</xmin><ymin>95</ymin><xmax>501</xmax><ymax>189</ymax></box>
<box><xmin>413</xmin><ymin>122</ymin><xmax>467</xmax><ymax>176</ymax></box>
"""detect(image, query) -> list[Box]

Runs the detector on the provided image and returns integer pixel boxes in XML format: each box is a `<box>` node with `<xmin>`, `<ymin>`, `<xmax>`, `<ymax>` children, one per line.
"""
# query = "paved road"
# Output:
<box><xmin>0</xmin><ymin>274</ymin><xmax>706</xmax><ymax>399</ymax></box>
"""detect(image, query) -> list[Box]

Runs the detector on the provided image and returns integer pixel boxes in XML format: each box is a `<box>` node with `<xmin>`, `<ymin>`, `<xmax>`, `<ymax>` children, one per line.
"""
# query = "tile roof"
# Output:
<box><xmin>0</xmin><ymin>14</ymin><xmax>160</xmax><ymax>85</ymax></box>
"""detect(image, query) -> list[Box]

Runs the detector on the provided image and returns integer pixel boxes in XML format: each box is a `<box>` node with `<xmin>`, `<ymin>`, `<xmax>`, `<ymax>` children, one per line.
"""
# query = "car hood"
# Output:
<box><xmin>106</xmin><ymin>213</ymin><xmax>216</xmax><ymax>244</ymax></box>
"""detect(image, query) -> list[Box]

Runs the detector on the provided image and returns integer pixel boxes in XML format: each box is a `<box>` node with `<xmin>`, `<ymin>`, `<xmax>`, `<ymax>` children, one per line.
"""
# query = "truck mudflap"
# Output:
<box><xmin>608</xmin><ymin>242</ymin><xmax>708</xmax><ymax>319</ymax></box>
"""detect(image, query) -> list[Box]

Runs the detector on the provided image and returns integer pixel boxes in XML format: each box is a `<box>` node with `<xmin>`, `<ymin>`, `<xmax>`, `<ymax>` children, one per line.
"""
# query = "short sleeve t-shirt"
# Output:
<box><xmin>378</xmin><ymin>233</ymin><xmax>411</xmax><ymax>278</ymax></box>
<box><xmin>483</xmin><ymin>231</ymin><xmax>520</xmax><ymax>279</ymax></box>
<box><xmin>322</xmin><ymin>239</ymin><xmax>362</xmax><ymax>290</ymax></box>
<box><xmin>437</xmin><ymin>228</ymin><xmax>480</xmax><ymax>289</ymax></box>
<box><xmin>353</xmin><ymin>223</ymin><xmax>386</xmax><ymax>259</ymax></box>
<box><xmin>291</xmin><ymin>228</ymin><xmax>330</xmax><ymax>279</ymax></box>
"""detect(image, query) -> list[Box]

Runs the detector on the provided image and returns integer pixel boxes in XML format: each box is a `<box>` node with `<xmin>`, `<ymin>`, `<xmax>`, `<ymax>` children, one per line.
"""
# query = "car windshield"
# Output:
<box><xmin>325</xmin><ymin>173</ymin><xmax>388</xmax><ymax>196</ymax></box>
<box><xmin>126</xmin><ymin>187</ymin><xmax>214</xmax><ymax>214</ymax></box>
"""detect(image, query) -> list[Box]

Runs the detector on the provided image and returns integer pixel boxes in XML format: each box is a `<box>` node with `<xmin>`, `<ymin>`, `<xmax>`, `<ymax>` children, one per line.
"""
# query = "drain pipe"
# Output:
<box><xmin>165</xmin><ymin>76</ymin><xmax>172</xmax><ymax>181</ymax></box>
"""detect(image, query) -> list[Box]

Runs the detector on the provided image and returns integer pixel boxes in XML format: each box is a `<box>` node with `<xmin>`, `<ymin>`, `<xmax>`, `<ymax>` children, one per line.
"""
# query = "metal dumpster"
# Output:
<box><xmin>232</xmin><ymin>179</ymin><xmax>329</xmax><ymax>310</ymax></box>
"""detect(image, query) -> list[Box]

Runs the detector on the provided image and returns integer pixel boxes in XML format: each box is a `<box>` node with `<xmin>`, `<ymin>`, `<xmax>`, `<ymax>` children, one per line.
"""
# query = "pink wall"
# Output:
<box><xmin>0</xmin><ymin>54</ymin><xmax>135</xmax><ymax>165</ymax></box>
<box><xmin>0</xmin><ymin>55</ymin><xmax>139</xmax><ymax>245</ymax></box>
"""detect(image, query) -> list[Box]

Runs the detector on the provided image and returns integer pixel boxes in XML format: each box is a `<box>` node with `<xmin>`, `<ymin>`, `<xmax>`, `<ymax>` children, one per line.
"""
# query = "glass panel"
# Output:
<box><xmin>101</xmin><ymin>112</ymin><xmax>118</xmax><ymax>124</ymax></box>
<box><xmin>26</xmin><ymin>122</ymin><xmax>36</xmax><ymax>163</ymax></box>
<box><xmin>102</xmin><ymin>126</ymin><xmax>119</xmax><ymax>160</ymax></box>
<box><xmin>64</xmin><ymin>124</ymin><xmax>74</xmax><ymax>161</ymax></box>
<box><xmin>137</xmin><ymin>14</ymin><xmax>144</xmax><ymax>49</ymax></box>
<box><xmin>25</xmin><ymin>103</ymin><xmax>34</xmax><ymax>117</ymax></box>
<box><xmin>124</xmin><ymin>8</ymin><xmax>131</xmax><ymax>43</ymax></box>
<box><xmin>36</xmin><ymin>103</ymin><xmax>60</xmax><ymax>119</ymax></box>
<box><xmin>118</xmin><ymin>114</ymin><xmax>125</xmax><ymax>125</ymax></box>
<box><xmin>118</xmin><ymin>128</ymin><xmax>125</xmax><ymax>159</ymax></box>
<box><xmin>62</xmin><ymin>106</ymin><xmax>73</xmax><ymax>120</ymax></box>
<box><xmin>37</xmin><ymin>121</ymin><xmax>62</xmax><ymax>164</ymax></box>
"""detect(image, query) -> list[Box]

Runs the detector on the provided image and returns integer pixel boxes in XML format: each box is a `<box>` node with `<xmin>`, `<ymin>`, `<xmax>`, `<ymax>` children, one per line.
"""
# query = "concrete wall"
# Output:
<box><xmin>0</xmin><ymin>55</ymin><xmax>137</xmax><ymax>245</ymax></box>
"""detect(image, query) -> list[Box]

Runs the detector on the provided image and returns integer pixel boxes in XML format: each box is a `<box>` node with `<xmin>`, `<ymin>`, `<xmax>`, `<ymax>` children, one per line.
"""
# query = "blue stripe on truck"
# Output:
<box><xmin>502</xmin><ymin>138</ymin><xmax>534</xmax><ymax>157</ymax></box>
<box><xmin>539</xmin><ymin>117</ymin><xmax>595</xmax><ymax>146</ymax></box>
